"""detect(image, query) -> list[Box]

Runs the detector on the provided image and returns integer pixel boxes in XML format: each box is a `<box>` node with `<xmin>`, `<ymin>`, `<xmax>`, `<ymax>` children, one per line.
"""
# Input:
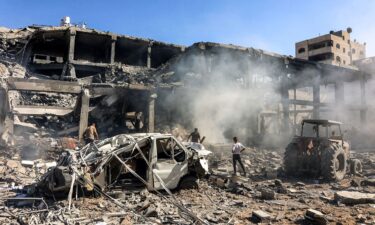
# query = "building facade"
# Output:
<box><xmin>295</xmin><ymin>29</ymin><xmax>366</xmax><ymax>67</ymax></box>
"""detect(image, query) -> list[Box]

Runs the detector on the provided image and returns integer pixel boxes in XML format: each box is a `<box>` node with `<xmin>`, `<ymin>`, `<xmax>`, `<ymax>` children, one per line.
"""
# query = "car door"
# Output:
<box><xmin>153</xmin><ymin>137</ymin><xmax>188</xmax><ymax>190</ymax></box>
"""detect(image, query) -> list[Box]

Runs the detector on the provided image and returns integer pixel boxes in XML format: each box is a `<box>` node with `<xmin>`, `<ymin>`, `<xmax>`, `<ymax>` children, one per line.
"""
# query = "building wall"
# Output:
<box><xmin>295</xmin><ymin>30</ymin><xmax>366</xmax><ymax>67</ymax></box>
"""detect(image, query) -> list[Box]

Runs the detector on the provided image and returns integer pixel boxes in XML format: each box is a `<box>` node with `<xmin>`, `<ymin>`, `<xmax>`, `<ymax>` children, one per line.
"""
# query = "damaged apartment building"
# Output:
<box><xmin>0</xmin><ymin>20</ymin><xmax>374</xmax><ymax>148</ymax></box>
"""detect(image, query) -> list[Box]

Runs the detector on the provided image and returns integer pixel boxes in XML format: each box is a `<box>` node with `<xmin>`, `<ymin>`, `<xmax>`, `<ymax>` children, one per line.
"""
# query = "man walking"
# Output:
<box><xmin>232</xmin><ymin>136</ymin><xmax>246</xmax><ymax>176</ymax></box>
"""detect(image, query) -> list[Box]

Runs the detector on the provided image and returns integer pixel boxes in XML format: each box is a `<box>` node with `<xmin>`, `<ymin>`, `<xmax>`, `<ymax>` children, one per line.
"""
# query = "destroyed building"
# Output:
<box><xmin>1</xmin><ymin>24</ymin><xmax>374</xmax><ymax>148</ymax></box>
<box><xmin>0</xmin><ymin>20</ymin><xmax>375</xmax><ymax>225</ymax></box>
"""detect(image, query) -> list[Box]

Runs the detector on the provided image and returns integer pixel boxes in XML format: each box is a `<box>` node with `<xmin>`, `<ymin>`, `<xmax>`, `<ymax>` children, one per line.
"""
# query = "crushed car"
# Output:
<box><xmin>183</xmin><ymin>142</ymin><xmax>212</xmax><ymax>173</ymax></box>
<box><xmin>33</xmin><ymin>133</ymin><xmax>212</xmax><ymax>197</ymax></box>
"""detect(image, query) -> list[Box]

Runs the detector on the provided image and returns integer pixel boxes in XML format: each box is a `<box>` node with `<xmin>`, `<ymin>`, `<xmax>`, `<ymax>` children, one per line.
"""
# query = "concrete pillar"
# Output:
<box><xmin>0</xmin><ymin>89</ymin><xmax>13</xmax><ymax>146</ymax></box>
<box><xmin>335</xmin><ymin>81</ymin><xmax>345</xmax><ymax>120</ymax></box>
<box><xmin>110</xmin><ymin>36</ymin><xmax>117</xmax><ymax>64</ymax></box>
<box><xmin>78</xmin><ymin>89</ymin><xmax>90</xmax><ymax>142</ymax></box>
<box><xmin>67</xmin><ymin>29</ymin><xmax>76</xmax><ymax>62</ymax></box>
<box><xmin>313</xmin><ymin>84</ymin><xmax>320</xmax><ymax>119</ymax></box>
<box><xmin>360</xmin><ymin>76</ymin><xmax>367</xmax><ymax>124</ymax></box>
<box><xmin>280</xmin><ymin>80</ymin><xmax>290</xmax><ymax>132</ymax></box>
<box><xmin>147</xmin><ymin>42</ymin><xmax>153</xmax><ymax>69</ymax></box>
<box><xmin>0</xmin><ymin>88</ymin><xmax>7</xmax><ymax>124</ymax></box>
<box><xmin>67</xmin><ymin>64</ymin><xmax>76</xmax><ymax>78</ymax></box>
<box><xmin>1</xmin><ymin>115</ymin><xmax>14</xmax><ymax>146</ymax></box>
<box><xmin>293</xmin><ymin>87</ymin><xmax>297</xmax><ymax>125</ymax></box>
<box><xmin>148</xmin><ymin>92</ymin><xmax>157</xmax><ymax>132</ymax></box>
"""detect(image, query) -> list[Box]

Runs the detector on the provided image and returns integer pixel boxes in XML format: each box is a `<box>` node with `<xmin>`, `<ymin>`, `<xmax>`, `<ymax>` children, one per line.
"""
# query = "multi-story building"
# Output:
<box><xmin>295</xmin><ymin>28</ymin><xmax>366</xmax><ymax>67</ymax></box>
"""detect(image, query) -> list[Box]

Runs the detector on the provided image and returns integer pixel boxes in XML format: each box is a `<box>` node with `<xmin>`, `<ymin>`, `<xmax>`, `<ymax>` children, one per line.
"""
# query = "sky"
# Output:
<box><xmin>1</xmin><ymin>0</ymin><xmax>375</xmax><ymax>56</ymax></box>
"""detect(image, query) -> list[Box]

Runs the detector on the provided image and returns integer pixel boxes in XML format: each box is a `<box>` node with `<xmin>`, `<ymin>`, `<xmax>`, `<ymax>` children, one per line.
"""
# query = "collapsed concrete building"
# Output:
<box><xmin>1</xmin><ymin>22</ymin><xmax>375</xmax><ymax>225</ymax></box>
<box><xmin>0</xmin><ymin>24</ymin><xmax>373</xmax><ymax>148</ymax></box>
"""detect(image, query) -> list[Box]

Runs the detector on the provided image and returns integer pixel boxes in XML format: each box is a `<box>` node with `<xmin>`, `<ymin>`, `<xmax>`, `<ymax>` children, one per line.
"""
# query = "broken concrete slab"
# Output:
<box><xmin>21</xmin><ymin>160</ymin><xmax>34</xmax><ymax>167</ymax></box>
<box><xmin>252</xmin><ymin>210</ymin><xmax>272</xmax><ymax>223</ymax></box>
<box><xmin>334</xmin><ymin>191</ymin><xmax>375</xmax><ymax>205</ymax></box>
<box><xmin>305</xmin><ymin>209</ymin><xmax>328</xmax><ymax>225</ymax></box>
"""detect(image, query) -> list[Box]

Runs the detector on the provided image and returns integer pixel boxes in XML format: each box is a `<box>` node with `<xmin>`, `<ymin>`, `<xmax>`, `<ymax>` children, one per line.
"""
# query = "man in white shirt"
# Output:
<box><xmin>232</xmin><ymin>136</ymin><xmax>246</xmax><ymax>176</ymax></box>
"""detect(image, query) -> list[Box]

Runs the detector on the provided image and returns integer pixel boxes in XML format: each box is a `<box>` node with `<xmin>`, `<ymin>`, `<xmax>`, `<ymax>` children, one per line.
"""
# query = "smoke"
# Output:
<box><xmin>159</xmin><ymin>47</ymin><xmax>283</xmax><ymax>145</ymax></box>
<box><xmin>157</xmin><ymin>45</ymin><xmax>375</xmax><ymax>149</ymax></box>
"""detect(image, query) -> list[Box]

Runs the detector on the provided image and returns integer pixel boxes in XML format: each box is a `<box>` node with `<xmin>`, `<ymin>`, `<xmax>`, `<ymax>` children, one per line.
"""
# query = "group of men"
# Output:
<box><xmin>83</xmin><ymin>125</ymin><xmax>248</xmax><ymax>177</ymax></box>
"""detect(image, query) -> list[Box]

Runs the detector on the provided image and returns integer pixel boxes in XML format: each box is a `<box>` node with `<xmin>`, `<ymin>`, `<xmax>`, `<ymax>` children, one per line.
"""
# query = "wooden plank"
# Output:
<box><xmin>13</xmin><ymin>105</ymin><xmax>74</xmax><ymax>116</ymax></box>
<box><xmin>7</xmin><ymin>78</ymin><xmax>82</xmax><ymax>94</ymax></box>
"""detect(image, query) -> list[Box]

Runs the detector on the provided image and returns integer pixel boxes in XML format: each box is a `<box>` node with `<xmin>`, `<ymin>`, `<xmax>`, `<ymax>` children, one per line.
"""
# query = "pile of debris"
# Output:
<box><xmin>0</xmin><ymin>60</ymin><xmax>26</xmax><ymax>79</ymax></box>
<box><xmin>0</xmin><ymin>139</ymin><xmax>375</xmax><ymax>224</ymax></box>
<box><xmin>209</xmin><ymin>145</ymin><xmax>282</xmax><ymax>179</ymax></box>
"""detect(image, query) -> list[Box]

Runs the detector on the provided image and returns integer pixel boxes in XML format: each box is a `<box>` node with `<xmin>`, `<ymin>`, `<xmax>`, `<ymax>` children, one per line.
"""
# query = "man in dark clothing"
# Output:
<box><xmin>188</xmin><ymin>128</ymin><xmax>201</xmax><ymax>143</ymax></box>
<box><xmin>232</xmin><ymin>136</ymin><xmax>246</xmax><ymax>176</ymax></box>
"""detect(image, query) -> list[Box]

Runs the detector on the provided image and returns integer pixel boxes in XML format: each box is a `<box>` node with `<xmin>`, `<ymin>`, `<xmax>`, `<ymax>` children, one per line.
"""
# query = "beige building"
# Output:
<box><xmin>295</xmin><ymin>28</ymin><xmax>366</xmax><ymax>67</ymax></box>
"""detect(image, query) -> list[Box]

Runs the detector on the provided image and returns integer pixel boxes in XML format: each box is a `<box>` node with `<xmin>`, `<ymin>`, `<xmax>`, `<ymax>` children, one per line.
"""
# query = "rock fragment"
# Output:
<box><xmin>334</xmin><ymin>191</ymin><xmax>375</xmax><ymax>205</ymax></box>
<box><xmin>261</xmin><ymin>188</ymin><xmax>276</xmax><ymax>200</ymax></box>
<box><xmin>304</xmin><ymin>209</ymin><xmax>328</xmax><ymax>225</ymax></box>
<box><xmin>252</xmin><ymin>210</ymin><xmax>272</xmax><ymax>223</ymax></box>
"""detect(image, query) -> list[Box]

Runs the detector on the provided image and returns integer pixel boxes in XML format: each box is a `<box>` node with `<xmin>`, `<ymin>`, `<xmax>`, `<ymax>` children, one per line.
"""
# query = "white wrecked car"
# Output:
<box><xmin>183</xmin><ymin>142</ymin><xmax>212</xmax><ymax>173</ymax></box>
<box><xmin>36</xmin><ymin>133</ymin><xmax>211</xmax><ymax>196</ymax></box>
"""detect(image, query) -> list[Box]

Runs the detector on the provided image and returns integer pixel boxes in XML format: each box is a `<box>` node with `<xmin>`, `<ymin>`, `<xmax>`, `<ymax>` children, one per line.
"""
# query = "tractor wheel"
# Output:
<box><xmin>178</xmin><ymin>175</ymin><xmax>199</xmax><ymax>190</ymax></box>
<box><xmin>321</xmin><ymin>145</ymin><xmax>347</xmax><ymax>181</ymax></box>
<box><xmin>350</xmin><ymin>159</ymin><xmax>362</xmax><ymax>175</ymax></box>
<box><xmin>284</xmin><ymin>143</ymin><xmax>299</xmax><ymax>176</ymax></box>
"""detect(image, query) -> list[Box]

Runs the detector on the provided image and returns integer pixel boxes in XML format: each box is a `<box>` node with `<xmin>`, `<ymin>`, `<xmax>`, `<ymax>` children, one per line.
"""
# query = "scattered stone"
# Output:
<box><xmin>274</xmin><ymin>179</ymin><xmax>283</xmax><ymax>187</ymax></box>
<box><xmin>334</xmin><ymin>191</ymin><xmax>375</xmax><ymax>205</ymax></box>
<box><xmin>295</xmin><ymin>182</ymin><xmax>305</xmax><ymax>187</ymax></box>
<box><xmin>21</xmin><ymin>160</ymin><xmax>34</xmax><ymax>167</ymax></box>
<box><xmin>319</xmin><ymin>196</ymin><xmax>332</xmax><ymax>202</ymax></box>
<box><xmin>252</xmin><ymin>210</ymin><xmax>272</xmax><ymax>223</ymax></box>
<box><xmin>305</xmin><ymin>209</ymin><xmax>328</xmax><ymax>225</ymax></box>
<box><xmin>6</xmin><ymin>160</ymin><xmax>19</xmax><ymax>168</ymax></box>
<box><xmin>261</xmin><ymin>189</ymin><xmax>276</xmax><ymax>200</ymax></box>
<box><xmin>231</xmin><ymin>200</ymin><xmax>244</xmax><ymax>207</ymax></box>
<box><xmin>206</xmin><ymin>214</ymin><xmax>219</xmax><ymax>223</ymax></box>
<box><xmin>214</xmin><ymin>178</ymin><xmax>226</xmax><ymax>188</ymax></box>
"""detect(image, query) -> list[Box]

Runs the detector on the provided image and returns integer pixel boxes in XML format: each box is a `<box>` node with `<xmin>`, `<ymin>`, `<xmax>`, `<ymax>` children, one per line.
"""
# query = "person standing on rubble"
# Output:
<box><xmin>84</xmin><ymin>122</ymin><xmax>99</xmax><ymax>144</ymax></box>
<box><xmin>188</xmin><ymin>128</ymin><xmax>201</xmax><ymax>143</ymax></box>
<box><xmin>232</xmin><ymin>136</ymin><xmax>246</xmax><ymax>176</ymax></box>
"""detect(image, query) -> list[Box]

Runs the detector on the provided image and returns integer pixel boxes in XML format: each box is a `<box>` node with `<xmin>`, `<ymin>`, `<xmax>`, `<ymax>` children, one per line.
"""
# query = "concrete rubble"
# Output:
<box><xmin>0</xmin><ymin>145</ymin><xmax>374</xmax><ymax>224</ymax></box>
